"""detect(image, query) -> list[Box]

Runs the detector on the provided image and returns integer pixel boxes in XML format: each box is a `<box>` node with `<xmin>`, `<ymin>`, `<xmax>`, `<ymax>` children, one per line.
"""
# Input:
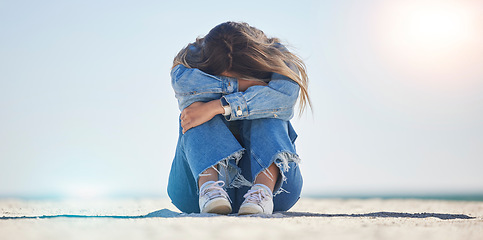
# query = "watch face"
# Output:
<box><xmin>223</xmin><ymin>105</ymin><xmax>231</xmax><ymax>116</ymax></box>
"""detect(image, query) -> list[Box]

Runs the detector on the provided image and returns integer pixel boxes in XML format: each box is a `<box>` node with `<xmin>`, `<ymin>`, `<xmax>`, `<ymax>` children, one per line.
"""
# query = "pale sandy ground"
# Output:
<box><xmin>1</xmin><ymin>198</ymin><xmax>482</xmax><ymax>240</ymax></box>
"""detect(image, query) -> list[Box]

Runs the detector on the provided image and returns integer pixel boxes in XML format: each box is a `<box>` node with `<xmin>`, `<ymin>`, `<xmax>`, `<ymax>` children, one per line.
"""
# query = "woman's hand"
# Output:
<box><xmin>180</xmin><ymin>100</ymin><xmax>224</xmax><ymax>134</ymax></box>
<box><xmin>238</xmin><ymin>79</ymin><xmax>268</xmax><ymax>92</ymax></box>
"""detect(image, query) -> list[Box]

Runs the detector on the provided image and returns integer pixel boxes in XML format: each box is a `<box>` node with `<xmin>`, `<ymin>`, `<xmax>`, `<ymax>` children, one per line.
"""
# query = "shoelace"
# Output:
<box><xmin>243</xmin><ymin>188</ymin><xmax>271</xmax><ymax>203</ymax></box>
<box><xmin>201</xmin><ymin>180</ymin><xmax>232</xmax><ymax>203</ymax></box>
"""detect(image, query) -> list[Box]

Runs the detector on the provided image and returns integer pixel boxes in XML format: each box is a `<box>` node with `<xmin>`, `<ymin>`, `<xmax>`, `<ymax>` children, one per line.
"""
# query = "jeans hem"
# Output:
<box><xmin>197</xmin><ymin>149</ymin><xmax>252</xmax><ymax>194</ymax></box>
<box><xmin>254</xmin><ymin>151</ymin><xmax>301</xmax><ymax>196</ymax></box>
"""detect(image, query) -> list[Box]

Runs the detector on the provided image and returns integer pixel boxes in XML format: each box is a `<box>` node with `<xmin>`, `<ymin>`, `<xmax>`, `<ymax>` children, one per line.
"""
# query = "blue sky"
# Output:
<box><xmin>1</xmin><ymin>0</ymin><xmax>482</xmax><ymax>198</ymax></box>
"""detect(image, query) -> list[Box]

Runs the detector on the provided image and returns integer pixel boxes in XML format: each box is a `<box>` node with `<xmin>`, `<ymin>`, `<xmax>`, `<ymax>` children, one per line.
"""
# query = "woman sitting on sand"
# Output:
<box><xmin>167</xmin><ymin>21</ymin><xmax>310</xmax><ymax>215</ymax></box>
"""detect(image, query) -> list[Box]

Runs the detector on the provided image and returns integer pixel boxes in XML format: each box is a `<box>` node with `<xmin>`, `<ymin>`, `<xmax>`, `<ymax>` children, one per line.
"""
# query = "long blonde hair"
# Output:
<box><xmin>173</xmin><ymin>21</ymin><xmax>311</xmax><ymax>113</ymax></box>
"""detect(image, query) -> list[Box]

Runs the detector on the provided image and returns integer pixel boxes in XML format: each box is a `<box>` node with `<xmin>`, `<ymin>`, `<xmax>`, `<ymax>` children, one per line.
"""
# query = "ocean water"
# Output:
<box><xmin>305</xmin><ymin>193</ymin><xmax>483</xmax><ymax>202</ymax></box>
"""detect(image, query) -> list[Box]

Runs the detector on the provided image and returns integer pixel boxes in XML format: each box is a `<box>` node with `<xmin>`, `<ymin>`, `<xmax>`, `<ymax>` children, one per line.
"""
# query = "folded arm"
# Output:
<box><xmin>171</xmin><ymin>64</ymin><xmax>299</xmax><ymax>133</ymax></box>
<box><xmin>171</xmin><ymin>64</ymin><xmax>239</xmax><ymax>110</ymax></box>
<box><xmin>221</xmin><ymin>72</ymin><xmax>299</xmax><ymax>121</ymax></box>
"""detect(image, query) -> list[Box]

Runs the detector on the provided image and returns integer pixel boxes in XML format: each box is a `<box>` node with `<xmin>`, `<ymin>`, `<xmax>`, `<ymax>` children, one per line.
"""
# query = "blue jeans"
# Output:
<box><xmin>167</xmin><ymin>115</ymin><xmax>303</xmax><ymax>213</ymax></box>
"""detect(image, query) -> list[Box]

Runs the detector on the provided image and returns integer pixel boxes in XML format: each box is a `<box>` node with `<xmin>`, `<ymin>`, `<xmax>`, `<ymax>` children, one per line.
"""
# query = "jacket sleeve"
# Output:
<box><xmin>221</xmin><ymin>72</ymin><xmax>300</xmax><ymax>121</ymax></box>
<box><xmin>171</xmin><ymin>64</ymin><xmax>238</xmax><ymax>110</ymax></box>
<box><xmin>221</xmin><ymin>42</ymin><xmax>300</xmax><ymax>121</ymax></box>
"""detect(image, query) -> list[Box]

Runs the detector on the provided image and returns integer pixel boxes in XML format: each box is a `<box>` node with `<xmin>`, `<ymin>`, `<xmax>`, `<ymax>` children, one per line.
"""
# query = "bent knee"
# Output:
<box><xmin>273</xmin><ymin>164</ymin><xmax>303</xmax><ymax>211</ymax></box>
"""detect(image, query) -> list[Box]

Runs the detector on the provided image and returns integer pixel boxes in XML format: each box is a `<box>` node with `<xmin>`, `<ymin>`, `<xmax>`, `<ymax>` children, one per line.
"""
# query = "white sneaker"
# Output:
<box><xmin>238</xmin><ymin>184</ymin><xmax>273</xmax><ymax>215</ymax></box>
<box><xmin>199</xmin><ymin>181</ymin><xmax>232</xmax><ymax>214</ymax></box>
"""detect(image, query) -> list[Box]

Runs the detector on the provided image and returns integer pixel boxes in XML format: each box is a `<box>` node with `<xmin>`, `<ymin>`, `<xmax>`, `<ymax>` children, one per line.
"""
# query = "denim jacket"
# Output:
<box><xmin>171</xmin><ymin>64</ymin><xmax>300</xmax><ymax>121</ymax></box>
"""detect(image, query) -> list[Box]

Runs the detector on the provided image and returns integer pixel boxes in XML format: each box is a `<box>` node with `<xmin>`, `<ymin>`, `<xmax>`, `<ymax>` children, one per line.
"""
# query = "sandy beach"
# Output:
<box><xmin>1</xmin><ymin>198</ymin><xmax>482</xmax><ymax>240</ymax></box>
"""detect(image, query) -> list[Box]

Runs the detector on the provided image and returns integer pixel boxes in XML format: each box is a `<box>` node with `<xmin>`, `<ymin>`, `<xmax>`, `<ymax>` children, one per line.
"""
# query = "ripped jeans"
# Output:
<box><xmin>167</xmin><ymin>115</ymin><xmax>303</xmax><ymax>213</ymax></box>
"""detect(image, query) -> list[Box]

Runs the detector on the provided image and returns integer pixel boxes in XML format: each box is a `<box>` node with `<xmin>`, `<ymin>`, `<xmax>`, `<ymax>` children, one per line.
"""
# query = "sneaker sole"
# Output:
<box><xmin>238</xmin><ymin>205</ymin><xmax>264</xmax><ymax>215</ymax></box>
<box><xmin>201</xmin><ymin>198</ymin><xmax>232</xmax><ymax>215</ymax></box>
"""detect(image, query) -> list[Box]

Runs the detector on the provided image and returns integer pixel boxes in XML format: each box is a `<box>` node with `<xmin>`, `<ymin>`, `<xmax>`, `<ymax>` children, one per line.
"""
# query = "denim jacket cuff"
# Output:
<box><xmin>218</xmin><ymin>76</ymin><xmax>238</xmax><ymax>94</ymax></box>
<box><xmin>222</xmin><ymin>92</ymin><xmax>248</xmax><ymax>120</ymax></box>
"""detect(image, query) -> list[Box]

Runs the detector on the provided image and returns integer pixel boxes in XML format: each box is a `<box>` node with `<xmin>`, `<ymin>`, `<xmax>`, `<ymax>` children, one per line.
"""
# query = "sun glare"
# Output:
<box><xmin>394</xmin><ymin>1</ymin><xmax>474</xmax><ymax>52</ymax></box>
<box><xmin>378</xmin><ymin>1</ymin><xmax>478</xmax><ymax>55</ymax></box>
<box><xmin>374</xmin><ymin>0</ymin><xmax>481</xmax><ymax>85</ymax></box>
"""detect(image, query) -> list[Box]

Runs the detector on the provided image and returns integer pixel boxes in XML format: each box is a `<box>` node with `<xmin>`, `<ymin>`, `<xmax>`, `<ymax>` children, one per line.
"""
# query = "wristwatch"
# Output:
<box><xmin>221</xmin><ymin>99</ymin><xmax>231</xmax><ymax>116</ymax></box>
